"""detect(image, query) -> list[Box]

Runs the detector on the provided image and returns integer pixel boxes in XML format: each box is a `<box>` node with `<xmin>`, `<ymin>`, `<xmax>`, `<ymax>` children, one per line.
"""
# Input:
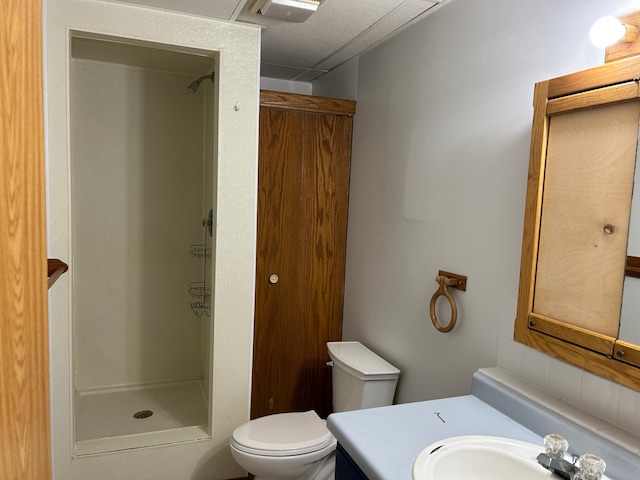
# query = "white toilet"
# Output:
<box><xmin>230</xmin><ymin>341</ymin><xmax>400</xmax><ymax>480</ymax></box>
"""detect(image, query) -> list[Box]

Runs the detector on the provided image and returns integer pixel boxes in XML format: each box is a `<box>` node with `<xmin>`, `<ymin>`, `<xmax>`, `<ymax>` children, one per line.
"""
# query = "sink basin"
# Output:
<box><xmin>412</xmin><ymin>435</ymin><xmax>555</xmax><ymax>480</ymax></box>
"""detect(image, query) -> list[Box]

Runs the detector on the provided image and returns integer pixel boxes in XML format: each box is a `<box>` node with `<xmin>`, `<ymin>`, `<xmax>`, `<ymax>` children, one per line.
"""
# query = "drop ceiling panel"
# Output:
<box><xmin>241</xmin><ymin>0</ymin><xmax>442</xmax><ymax>81</ymax></box>
<box><xmin>98</xmin><ymin>0</ymin><xmax>446</xmax><ymax>81</ymax></box>
<box><xmin>312</xmin><ymin>0</ymin><xmax>437</xmax><ymax>73</ymax></box>
<box><xmin>242</xmin><ymin>0</ymin><xmax>407</xmax><ymax>66</ymax></box>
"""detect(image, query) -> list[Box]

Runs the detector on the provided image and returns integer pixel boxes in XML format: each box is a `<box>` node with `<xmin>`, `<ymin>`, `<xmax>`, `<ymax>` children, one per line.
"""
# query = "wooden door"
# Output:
<box><xmin>251</xmin><ymin>92</ymin><xmax>355</xmax><ymax>420</ymax></box>
<box><xmin>0</xmin><ymin>1</ymin><xmax>52</xmax><ymax>478</ymax></box>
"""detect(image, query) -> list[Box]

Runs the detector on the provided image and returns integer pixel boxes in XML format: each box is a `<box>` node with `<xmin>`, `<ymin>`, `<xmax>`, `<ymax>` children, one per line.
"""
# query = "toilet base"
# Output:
<box><xmin>231</xmin><ymin>446</ymin><xmax>335</xmax><ymax>480</ymax></box>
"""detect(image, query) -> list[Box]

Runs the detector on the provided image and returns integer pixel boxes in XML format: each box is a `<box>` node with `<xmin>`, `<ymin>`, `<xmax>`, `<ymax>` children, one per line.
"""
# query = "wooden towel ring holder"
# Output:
<box><xmin>429</xmin><ymin>270</ymin><xmax>467</xmax><ymax>333</ymax></box>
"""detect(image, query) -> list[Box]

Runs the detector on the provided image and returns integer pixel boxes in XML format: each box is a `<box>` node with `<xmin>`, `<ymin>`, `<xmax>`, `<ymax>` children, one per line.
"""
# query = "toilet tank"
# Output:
<box><xmin>327</xmin><ymin>341</ymin><xmax>400</xmax><ymax>413</ymax></box>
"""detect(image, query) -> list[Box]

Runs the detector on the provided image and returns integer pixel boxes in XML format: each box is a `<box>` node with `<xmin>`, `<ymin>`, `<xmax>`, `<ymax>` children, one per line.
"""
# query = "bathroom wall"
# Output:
<box><xmin>46</xmin><ymin>1</ymin><xmax>259</xmax><ymax>478</ymax></box>
<box><xmin>313</xmin><ymin>0</ymin><xmax>640</xmax><ymax>406</ymax></box>
<box><xmin>260</xmin><ymin>76</ymin><xmax>312</xmax><ymax>94</ymax></box>
<box><xmin>312</xmin><ymin>58</ymin><xmax>359</xmax><ymax>100</ymax></box>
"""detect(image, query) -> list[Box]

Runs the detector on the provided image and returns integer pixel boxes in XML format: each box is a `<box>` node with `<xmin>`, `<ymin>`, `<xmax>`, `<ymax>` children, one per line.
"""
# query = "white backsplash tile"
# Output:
<box><xmin>520</xmin><ymin>343</ymin><xmax>551</xmax><ymax>389</ymax></box>
<box><xmin>547</xmin><ymin>358</ymin><xmax>583</xmax><ymax>407</ymax></box>
<box><xmin>617</xmin><ymin>384</ymin><xmax>640</xmax><ymax>436</ymax></box>
<box><xmin>497</xmin><ymin>336</ymin><xmax>640</xmax><ymax>439</ymax></box>
<box><xmin>579</xmin><ymin>371</ymin><xmax>621</xmax><ymax>426</ymax></box>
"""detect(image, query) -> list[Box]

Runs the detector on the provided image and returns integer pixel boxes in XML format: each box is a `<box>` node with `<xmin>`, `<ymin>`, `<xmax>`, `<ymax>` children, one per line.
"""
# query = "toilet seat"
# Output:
<box><xmin>231</xmin><ymin>411</ymin><xmax>335</xmax><ymax>457</ymax></box>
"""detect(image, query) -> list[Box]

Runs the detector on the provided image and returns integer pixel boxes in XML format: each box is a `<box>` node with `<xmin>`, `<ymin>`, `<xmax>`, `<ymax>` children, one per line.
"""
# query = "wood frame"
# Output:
<box><xmin>626</xmin><ymin>255</ymin><xmax>640</xmax><ymax>278</ymax></box>
<box><xmin>47</xmin><ymin>259</ymin><xmax>68</xmax><ymax>289</ymax></box>
<box><xmin>514</xmin><ymin>55</ymin><xmax>640</xmax><ymax>391</ymax></box>
<box><xmin>0</xmin><ymin>1</ymin><xmax>52</xmax><ymax>478</ymax></box>
<box><xmin>259</xmin><ymin>90</ymin><xmax>356</xmax><ymax>117</ymax></box>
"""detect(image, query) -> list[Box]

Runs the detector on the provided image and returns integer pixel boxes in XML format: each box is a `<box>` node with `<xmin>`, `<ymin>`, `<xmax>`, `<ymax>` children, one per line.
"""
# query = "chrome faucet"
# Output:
<box><xmin>537</xmin><ymin>435</ymin><xmax>606</xmax><ymax>480</ymax></box>
<box><xmin>536</xmin><ymin>451</ymin><xmax>580</xmax><ymax>480</ymax></box>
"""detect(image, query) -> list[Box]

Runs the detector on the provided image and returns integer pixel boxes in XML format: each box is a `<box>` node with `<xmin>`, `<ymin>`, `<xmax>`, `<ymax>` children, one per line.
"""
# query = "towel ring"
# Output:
<box><xmin>429</xmin><ymin>271</ymin><xmax>467</xmax><ymax>333</ymax></box>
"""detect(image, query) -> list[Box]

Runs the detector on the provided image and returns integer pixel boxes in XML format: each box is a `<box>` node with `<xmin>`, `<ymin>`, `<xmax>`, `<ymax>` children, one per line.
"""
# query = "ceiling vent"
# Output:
<box><xmin>251</xmin><ymin>0</ymin><xmax>322</xmax><ymax>22</ymax></box>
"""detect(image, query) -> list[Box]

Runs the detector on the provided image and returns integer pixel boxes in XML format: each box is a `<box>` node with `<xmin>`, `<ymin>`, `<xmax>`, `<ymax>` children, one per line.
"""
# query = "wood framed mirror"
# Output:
<box><xmin>514</xmin><ymin>54</ymin><xmax>640</xmax><ymax>392</ymax></box>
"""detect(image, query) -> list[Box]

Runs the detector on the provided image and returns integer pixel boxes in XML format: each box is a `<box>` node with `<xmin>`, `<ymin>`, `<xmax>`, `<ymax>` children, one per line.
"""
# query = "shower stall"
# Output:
<box><xmin>69</xmin><ymin>35</ymin><xmax>217</xmax><ymax>454</ymax></box>
<box><xmin>47</xmin><ymin>3</ymin><xmax>258</xmax><ymax>477</ymax></box>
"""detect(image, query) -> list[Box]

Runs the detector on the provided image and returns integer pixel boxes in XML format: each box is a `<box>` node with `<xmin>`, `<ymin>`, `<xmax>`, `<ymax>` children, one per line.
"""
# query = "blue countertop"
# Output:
<box><xmin>327</xmin><ymin>394</ymin><xmax>543</xmax><ymax>480</ymax></box>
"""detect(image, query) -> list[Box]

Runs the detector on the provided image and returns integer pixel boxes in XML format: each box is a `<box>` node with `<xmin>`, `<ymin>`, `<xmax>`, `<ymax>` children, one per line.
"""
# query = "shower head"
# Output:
<box><xmin>187</xmin><ymin>80</ymin><xmax>201</xmax><ymax>93</ymax></box>
<box><xmin>188</xmin><ymin>73</ymin><xmax>215</xmax><ymax>93</ymax></box>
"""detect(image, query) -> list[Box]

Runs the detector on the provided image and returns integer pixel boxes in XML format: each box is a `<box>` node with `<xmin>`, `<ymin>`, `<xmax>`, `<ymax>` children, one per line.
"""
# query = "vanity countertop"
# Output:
<box><xmin>327</xmin><ymin>394</ymin><xmax>543</xmax><ymax>480</ymax></box>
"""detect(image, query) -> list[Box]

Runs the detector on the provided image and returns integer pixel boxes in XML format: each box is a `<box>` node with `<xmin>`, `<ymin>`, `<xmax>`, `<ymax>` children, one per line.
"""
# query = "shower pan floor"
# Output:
<box><xmin>75</xmin><ymin>380</ymin><xmax>208</xmax><ymax>454</ymax></box>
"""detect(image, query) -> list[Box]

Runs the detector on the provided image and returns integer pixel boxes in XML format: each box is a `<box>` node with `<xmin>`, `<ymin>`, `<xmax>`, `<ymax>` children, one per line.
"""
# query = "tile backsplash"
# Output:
<box><xmin>495</xmin><ymin>336</ymin><xmax>640</xmax><ymax>454</ymax></box>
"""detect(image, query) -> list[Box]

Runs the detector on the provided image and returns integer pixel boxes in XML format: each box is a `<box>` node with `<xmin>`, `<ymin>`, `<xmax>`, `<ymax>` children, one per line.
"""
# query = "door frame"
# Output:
<box><xmin>0</xmin><ymin>1</ymin><xmax>52</xmax><ymax>479</ymax></box>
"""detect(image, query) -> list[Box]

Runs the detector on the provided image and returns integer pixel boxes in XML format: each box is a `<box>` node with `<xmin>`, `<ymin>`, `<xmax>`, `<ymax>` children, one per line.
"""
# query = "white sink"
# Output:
<box><xmin>412</xmin><ymin>435</ymin><xmax>556</xmax><ymax>480</ymax></box>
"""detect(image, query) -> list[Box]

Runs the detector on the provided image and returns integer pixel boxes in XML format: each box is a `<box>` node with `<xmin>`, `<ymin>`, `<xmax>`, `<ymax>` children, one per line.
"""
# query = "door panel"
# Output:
<box><xmin>253</xmin><ymin>109</ymin><xmax>309</xmax><ymax>418</ymax></box>
<box><xmin>251</xmin><ymin>105</ymin><xmax>352</xmax><ymax>420</ymax></box>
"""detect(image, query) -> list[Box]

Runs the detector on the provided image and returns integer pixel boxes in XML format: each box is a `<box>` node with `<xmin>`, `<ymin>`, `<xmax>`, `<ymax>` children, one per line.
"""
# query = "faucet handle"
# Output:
<box><xmin>576</xmin><ymin>453</ymin><xmax>606</xmax><ymax>480</ymax></box>
<box><xmin>544</xmin><ymin>434</ymin><xmax>569</xmax><ymax>459</ymax></box>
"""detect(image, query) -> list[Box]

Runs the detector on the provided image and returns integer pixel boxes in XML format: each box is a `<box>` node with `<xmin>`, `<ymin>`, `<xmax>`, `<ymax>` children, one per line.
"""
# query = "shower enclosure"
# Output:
<box><xmin>47</xmin><ymin>4</ymin><xmax>258</xmax><ymax>478</ymax></box>
<box><xmin>69</xmin><ymin>36</ymin><xmax>216</xmax><ymax>454</ymax></box>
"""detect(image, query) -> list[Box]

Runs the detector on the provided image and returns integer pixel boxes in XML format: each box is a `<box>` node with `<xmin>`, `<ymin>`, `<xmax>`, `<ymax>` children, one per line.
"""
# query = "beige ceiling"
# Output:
<box><xmin>110</xmin><ymin>0</ymin><xmax>445</xmax><ymax>82</ymax></box>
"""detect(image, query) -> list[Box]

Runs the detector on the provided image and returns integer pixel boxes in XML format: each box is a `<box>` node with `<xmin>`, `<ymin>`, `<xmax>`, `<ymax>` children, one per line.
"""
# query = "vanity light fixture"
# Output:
<box><xmin>590</xmin><ymin>10</ymin><xmax>640</xmax><ymax>62</ymax></box>
<box><xmin>589</xmin><ymin>16</ymin><xmax>638</xmax><ymax>48</ymax></box>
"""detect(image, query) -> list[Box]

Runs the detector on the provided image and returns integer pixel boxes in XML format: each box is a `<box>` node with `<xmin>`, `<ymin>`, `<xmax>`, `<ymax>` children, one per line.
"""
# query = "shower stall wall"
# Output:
<box><xmin>70</xmin><ymin>37</ymin><xmax>216</xmax><ymax>454</ymax></box>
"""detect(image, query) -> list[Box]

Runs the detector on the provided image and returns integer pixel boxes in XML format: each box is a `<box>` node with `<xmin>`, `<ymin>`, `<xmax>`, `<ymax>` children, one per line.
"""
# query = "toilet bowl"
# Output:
<box><xmin>230</xmin><ymin>341</ymin><xmax>400</xmax><ymax>480</ymax></box>
<box><xmin>230</xmin><ymin>410</ymin><xmax>336</xmax><ymax>480</ymax></box>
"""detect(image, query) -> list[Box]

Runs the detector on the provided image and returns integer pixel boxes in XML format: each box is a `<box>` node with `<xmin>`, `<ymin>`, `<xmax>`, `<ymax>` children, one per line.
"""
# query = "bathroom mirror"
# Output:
<box><xmin>514</xmin><ymin>54</ymin><xmax>640</xmax><ymax>392</ymax></box>
<box><xmin>620</xmin><ymin>164</ymin><xmax>640</xmax><ymax>345</ymax></box>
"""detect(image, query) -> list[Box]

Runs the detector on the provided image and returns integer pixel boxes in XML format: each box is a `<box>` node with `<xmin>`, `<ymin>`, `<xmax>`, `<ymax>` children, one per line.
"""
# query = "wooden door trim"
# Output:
<box><xmin>260</xmin><ymin>90</ymin><xmax>356</xmax><ymax>117</ymax></box>
<box><xmin>0</xmin><ymin>1</ymin><xmax>52</xmax><ymax>478</ymax></box>
<box><xmin>547</xmin><ymin>55</ymin><xmax>640</xmax><ymax>99</ymax></box>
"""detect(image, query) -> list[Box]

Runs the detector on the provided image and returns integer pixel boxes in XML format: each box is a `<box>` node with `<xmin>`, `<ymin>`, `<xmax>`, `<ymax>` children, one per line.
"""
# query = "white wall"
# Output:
<box><xmin>260</xmin><ymin>76</ymin><xmax>312</xmax><ymax>94</ymax></box>
<box><xmin>46</xmin><ymin>1</ymin><xmax>259</xmax><ymax>478</ymax></box>
<box><xmin>314</xmin><ymin>0</ymin><xmax>640</xmax><ymax>404</ymax></box>
<box><xmin>312</xmin><ymin>58</ymin><xmax>359</xmax><ymax>100</ymax></box>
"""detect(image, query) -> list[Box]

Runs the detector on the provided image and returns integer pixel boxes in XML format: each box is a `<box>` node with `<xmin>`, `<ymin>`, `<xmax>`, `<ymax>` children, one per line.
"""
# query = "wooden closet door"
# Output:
<box><xmin>251</xmin><ymin>106</ymin><xmax>352</xmax><ymax>420</ymax></box>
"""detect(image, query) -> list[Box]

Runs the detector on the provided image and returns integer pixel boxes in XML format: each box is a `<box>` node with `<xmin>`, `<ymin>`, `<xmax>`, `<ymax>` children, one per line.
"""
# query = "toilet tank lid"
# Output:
<box><xmin>327</xmin><ymin>341</ymin><xmax>400</xmax><ymax>380</ymax></box>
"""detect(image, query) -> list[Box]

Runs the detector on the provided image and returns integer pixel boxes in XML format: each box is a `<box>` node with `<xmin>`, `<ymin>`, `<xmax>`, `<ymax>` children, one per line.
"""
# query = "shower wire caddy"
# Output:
<box><xmin>188</xmin><ymin>281</ymin><xmax>211</xmax><ymax>300</ymax></box>
<box><xmin>188</xmin><ymin>209</ymin><xmax>213</xmax><ymax>317</ymax></box>
<box><xmin>190</xmin><ymin>301</ymin><xmax>210</xmax><ymax>317</ymax></box>
<box><xmin>189</xmin><ymin>244</ymin><xmax>211</xmax><ymax>259</ymax></box>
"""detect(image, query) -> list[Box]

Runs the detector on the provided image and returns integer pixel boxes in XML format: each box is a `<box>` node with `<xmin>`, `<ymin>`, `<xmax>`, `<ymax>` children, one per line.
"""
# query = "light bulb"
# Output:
<box><xmin>590</xmin><ymin>16</ymin><xmax>627</xmax><ymax>48</ymax></box>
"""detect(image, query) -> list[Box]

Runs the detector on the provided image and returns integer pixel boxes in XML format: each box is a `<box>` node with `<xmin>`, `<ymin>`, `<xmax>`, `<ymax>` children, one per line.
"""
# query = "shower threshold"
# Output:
<box><xmin>75</xmin><ymin>380</ymin><xmax>209</xmax><ymax>455</ymax></box>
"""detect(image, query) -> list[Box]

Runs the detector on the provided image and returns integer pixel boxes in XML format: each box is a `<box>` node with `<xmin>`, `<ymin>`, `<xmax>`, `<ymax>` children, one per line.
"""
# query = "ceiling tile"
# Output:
<box><xmin>240</xmin><ymin>0</ymin><xmax>407</xmax><ymax>67</ymax></box>
<box><xmin>259</xmin><ymin>62</ymin><xmax>319</xmax><ymax>80</ymax></box>
<box><xmin>312</xmin><ymin>0</ymin><xmax>439</xmax><ymax>72</ymax></box>
<box><xmin>93</xmin><ymin>0</ymin><xmax>447</xmax><ymax>81</ymax></box>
